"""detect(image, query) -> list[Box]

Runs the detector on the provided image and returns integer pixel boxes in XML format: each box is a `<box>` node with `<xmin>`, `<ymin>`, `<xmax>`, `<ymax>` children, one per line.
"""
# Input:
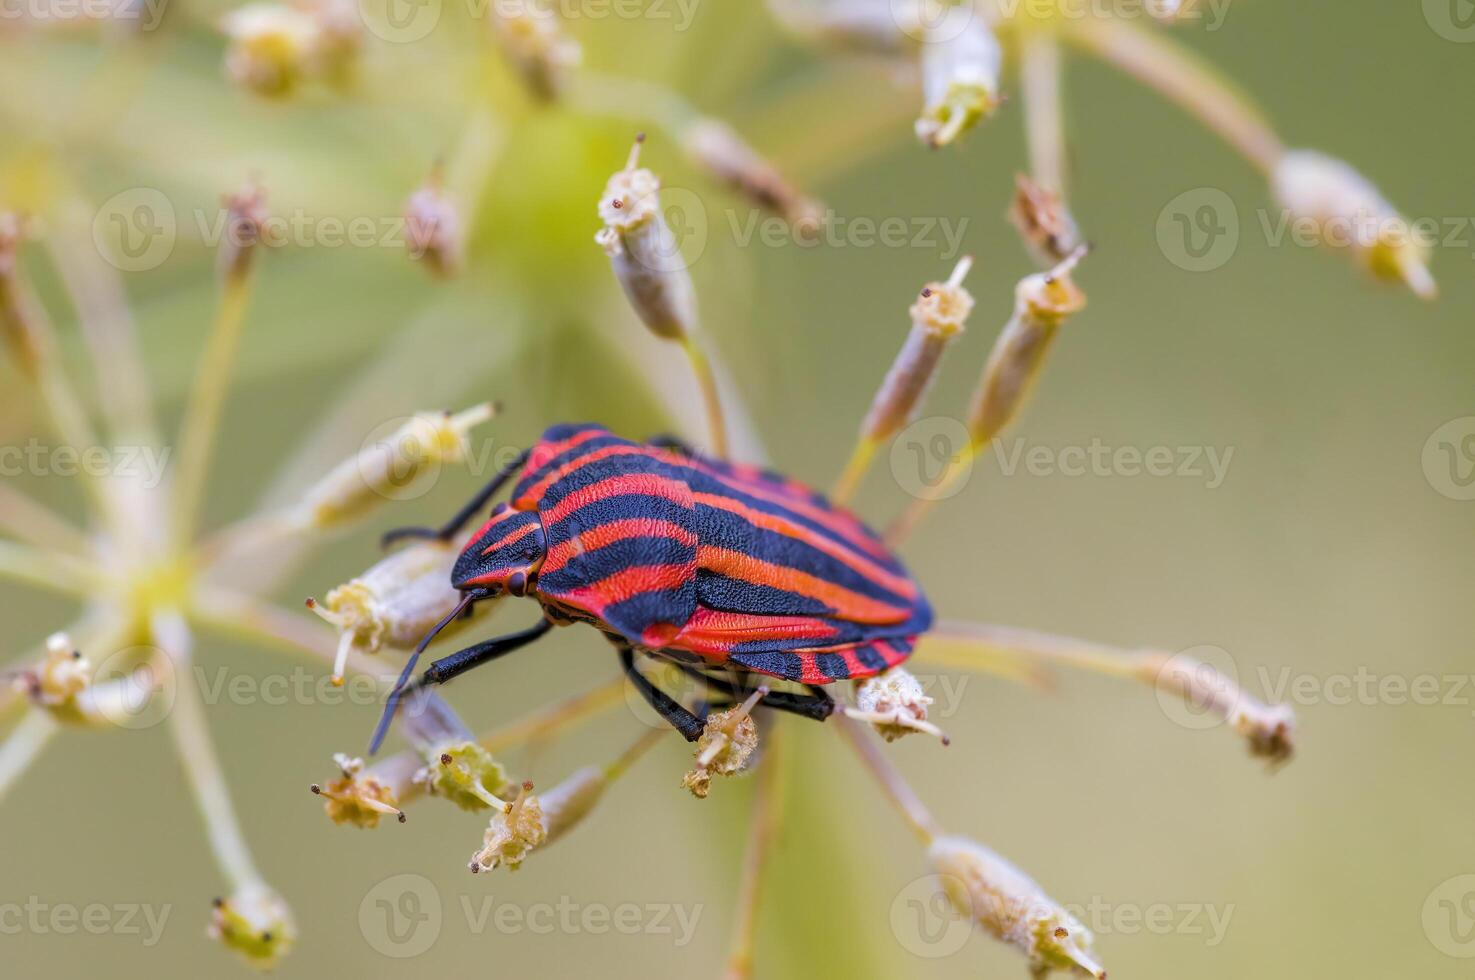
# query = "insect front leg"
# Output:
<box><xmin>616</xmin><ymin>643</ymin><xmax>707</xmax><ymax>742</ymax></box>
<box><xmin>381</xmin><ymin>446</ymin><xmax>532</xmax><ymax>549</ymax></box>
<box><xmin>420</xmin><ymin>618</ymin><xmax>554</xmax><ymax>686</ymax></box>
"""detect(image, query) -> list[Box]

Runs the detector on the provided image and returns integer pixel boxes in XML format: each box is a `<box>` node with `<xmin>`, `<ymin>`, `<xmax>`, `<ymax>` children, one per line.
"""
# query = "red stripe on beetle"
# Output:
<box><xmin>540</xmin><ymin>518</ymin><xmax>696</xmax><ymax>574</ymax></box>
<box><xmin>540</xmin><ymin>472</ymin><xmax>691</xmax><ymax>528</ymax></box>
<box><xmin>697</xmin><ymin>545</ymin><xmax>910</xmax><ymax>625</ymax></box>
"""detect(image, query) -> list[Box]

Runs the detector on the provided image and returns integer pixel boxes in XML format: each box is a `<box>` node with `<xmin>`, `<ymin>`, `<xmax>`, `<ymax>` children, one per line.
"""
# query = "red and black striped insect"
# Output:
<box><xmin>370</xmin><ymin>422</ymin><xmax>932</xmax><ymax>752</ymax></box>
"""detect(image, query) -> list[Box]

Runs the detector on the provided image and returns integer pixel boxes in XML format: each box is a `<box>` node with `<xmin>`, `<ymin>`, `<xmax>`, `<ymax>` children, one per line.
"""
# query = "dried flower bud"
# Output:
<box><xmin>293</xmin><ymin>403</ymin><xmax>493</xmax><ymax>530</ymax></box>
<box><xmin>914</xmin><ymin>7</ymin><xmax>1003</xmax><ymax>148</ymax></box>
<box><xmin>1145</xmin><ymin>653</ymin><xmax>1296</xmax><ymax>767</ymax></box>
<box><xmin>681</xmin><ymin>118</ymin><xmax>823</xmax><ymax>233</ymax></box>
<box><xmin>682</xmin><ymin>689</ymin><xmax>763</xmax><ymax>798</ymax></box>
<box><xmin>491</xmin><ymin>0</ymin><xmax>581</xmax><ymax>101</ymax></box>
<box><xmin>929</xmin><ymin>835</ymin><xmax>1106</xmax><ymax>979</ymax></box>
<box><xmin>1272</xmin><ymin>149</ymin><xmax>1435</xmax><ymax>299</ymax></box>
<box><xmin>404</xmin><ymin>174</ymin><xmax>463</xmax><ymax>278</ymax></box>
<box><xmin>216</xmin><ymin>181</ymin><xmax>274</xmax><ymax>282</ymax></box>
<box><xmin>1009</xmin><ymin>174</ymin><xmax>1083</xmax><ymax>268</ymax></box>
<box><xmin>596</xmin><ymin>135</ymin><xmax>699</xmax><ymax>342</ymax></box>
<box><xmin>846</xmin><ymin>666</ymin><xmax>949</xmax><ymax>743</ymax></box>
<box><xmin>209</xmin><ymin>886</ymin><xmax>295</xmax><ymax>968</ymax></box>
<box><xmin>222</xmin><ymin>4</ymin><xmax>320</xmax><ymax>98</ymax></box>
<box><xmin>311</xmin><ymin>753</ymin><xmax>406</xmax><ymax>827</ymax></box>
<box><xmin>965</xmin><ymin>247</ymin><xmax>1088</xmax><ymax>447</ymax></box>
<box><xmin>417</xmin><ymin>741</ymin><xmax>513</xmax><ymax>811</ymax></box>
<box><xmin>470</xmin><ymin>780</ymin><xmax>547</xmax><ymax>872</ymax></box>
<box><xmin>15</xmin><ymin>632</ymin><xmax>91</xmax><ymax>717</ymax></box>
<box><xmin>308</xmin><ymin>538</ymin><xmax>489</xmax><ymax>685</ymax></box>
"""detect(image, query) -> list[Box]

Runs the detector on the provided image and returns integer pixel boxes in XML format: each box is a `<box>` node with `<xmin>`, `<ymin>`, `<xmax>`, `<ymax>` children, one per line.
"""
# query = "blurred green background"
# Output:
<box><xmin>2</xmin><ymin>1</ymin><xmax>1472</xmax><ymax>978</ymax></box>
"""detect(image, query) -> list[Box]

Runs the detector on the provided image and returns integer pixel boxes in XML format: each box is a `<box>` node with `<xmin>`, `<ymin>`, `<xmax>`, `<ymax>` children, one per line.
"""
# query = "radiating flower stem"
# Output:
<box><xmin>190</xmin><ymin>586</ymin><xmax>384</xmax><ymax>679</ymax></box>
<box><xmin>603</xmin><ymin>726</ymin><xmax>668</xmax><ymax>781</ymax></box>
<box><xmin>0</xmin><ymin>709</ymin><xmax>58</xmax><ymax>804</ymax></box>
<box><xmin>1020</xmin><ymin>29</ymin><xmax>1067</xmax><ymax>193</ymax></box>
<box><xmin>723</xmin><ymin>719</ymin><xmax>786</xmax><ymax>980</ymax></box>
<box><xmin>834</xmin><ymin>713</ymin><xmax>941</xmax><ymax>845</ymax></box>
<box><xmin>0</xmin><ymin>481</ymin><xmax>90</xmax><ymax>554</ymax></box>
<box><xmin>0</xmin><ymin>540</ymin><xmax>108</xmax><ymax>598</ymax></box>
<box><xmin>157</xmin><ymin>611</ymin><xmax>267</xmax><ymax>891</ymax></box>
<box><xmin>1064</xmin><ymin>17</ymin><xmax>1284</xmax><ymax>174</ymax></box>
<box><xmin>479</xmin><ymin>677</ymin><xmax>627</xmax><ymax>755</ymax></box>
<box><xmin>171</xmin><ymin>256</ymin><xmax>257</xmax><ymax>548</ymax></box>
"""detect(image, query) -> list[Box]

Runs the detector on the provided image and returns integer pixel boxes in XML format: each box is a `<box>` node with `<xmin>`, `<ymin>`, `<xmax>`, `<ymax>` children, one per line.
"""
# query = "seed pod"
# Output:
<box><xmin>1272</xmin><ymin>149</ymin><xmax>1435</xmax><ymax>299</ymax></box>
<box><xmin>929</xmin><ymin>835</ymin><xmax>1106</xmax><ymax>978</ymax></box>
<box><xmin>846</xmin><ymin>666</ymin><xmax>949</xmax><ymax>743</ymax></box>
<box><xmin>864</xmin><ymin>256</ymin><xmax>974</xmax><ymax>444</ymax></box>
<box><xmin>311</xmin><ymin>753</ymin><xmax>406</xmax><ymax>827</ymax></box>
<box><xmin>490</xmin><ymin>0</ymin><xmax>581</xmax><ymax>102</ymax></box>
<box><xmin>914</xmin><ymin>6</ymin><xmax>1003</xmax><ymax>148</ymax></box>
<box><xmin>1144</xmin><ymin>652</ymin><xmax>1296</xmax><ymax>766</ymax></box>
<box><xmin>209</xmin><ymin>886</ymin><xmax>296</xmax><ymax>968</ymax></box>
<box><xmin>307</xmin><ymin>537</ymin><xmax>492</xmax><ymax>686</ymax></box>
<box><xmin>1009</xmin><ymin>174</ymin><xmax>1083</xmax><ymax>268</ymax></box>
<box><xmin>596</xmin><ymin>135</ymin><xmax>698</xmax><ymax>342</ymax></box>
<box><xmin>681</xmin><ymin>118</ymin><xmax>823</xmax><ymax>234</ymax></box>
<box><xmin>965</xmin><ymin>247</ymin><xmax>1087</xmax><ymax>448</ymax></box>
<box><xmin>293</xmin><ymin>403</ymin><xmax>493</xmax><ymax>531</ymax></box>
<box><xmin>221</xmin><ymin>4</ymin><xmax>321</xmax><ymax>99</ymax></box>
<box><xmin>403</xmin><ymin>172</ymin><xmax>463</xmax><ymax>278</ymax></box>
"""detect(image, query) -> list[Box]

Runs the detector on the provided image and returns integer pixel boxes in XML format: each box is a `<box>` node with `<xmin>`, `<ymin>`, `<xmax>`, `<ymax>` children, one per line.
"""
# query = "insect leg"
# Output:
<box><xmin>647</xmin><ymin>433</ymin><xmax>699</xmax><ymax>457</ymax></box>
<box><xmin>420</xmin><ymin>618</ymin><xmax>553</xmax><ymax>686</ymax></box>
<box><xmin>381</xmin><ymin>446</ymin><xmax>532</xmax><ymax>549</ymax></box>
<box><xmin>617</xmin><ymin>644</ymin><xmax>707</xmax><ymax>742</ymax></box>
<box><xmin>668</xmin><ymin>662</ymin><xmax>836</xmax><ymax>722</ymax></box>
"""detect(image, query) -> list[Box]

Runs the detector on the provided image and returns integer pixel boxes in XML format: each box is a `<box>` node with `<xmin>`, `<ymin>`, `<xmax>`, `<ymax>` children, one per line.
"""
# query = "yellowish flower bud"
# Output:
<box><xmin>1009</xmin><ymin>174</ymin><xmax>1083</xmax><ymax>268</ymax></box>
<box><xmin>491</xmin><ymin>0</ymin><xmax>581</xmax><ymax>101</ymax></box>
<box><xmin>222</xmin><ymin>4</ymin><xmax>320</xmax><ymax>98</ymax></box>
<box><xmin>209</xmin><ymin>886</ymin><xmax>296</xmax><ymax>968</ymax></box>
<box><xmin>15</xmin><ymin>632</ymin><xmax>90</xmax><ymax>716</ymax></box>
<box><xmin>216</xmin><ymin>180</ymin><xmax>274</xmax><ymax>283</ymax></box>
<box><xmin>915</xmin><ymin>7</ymin><xmax>1003</xmax><ymax>149</ymax></box>
<box><xmin>307</xmin><ymin>538</ymin><xmax>491</xmax><ymax>685</ymax></box>
<box><xmin>846</xmin><ymin>666</ymin><xmax>949</xmax><ymax>743</ymax></box>
<box><xmin>596</xmin><ymin>136</ymin><xmax>699</xmax><ymax>342</ymax></box>
<box><xmin>416</xmin><ymin>741</ymin><xmax>512</xmax><ymax>811</ymax></box>
<box><xmin>966</xmin><ymin>247</ymin><xmax>1088</xmax><ymax>448</ymax></box>
<box><xmin>929</xmin><ymin>835</ymin><xmax>1106</xmax><ymax>979</ymax></box>
<box><xmin>681</xmin><ymin>118</ymin><xmax>823</xmax><ymax>233</ymax></box>
<box><xmin>311</xmin><ymin>753</ymin><xmax>406</xmax><ymax>827</ymax></box>
<box><xmin>293</xmin><ymin>403</ymin><xmax>493</xmax><ymax>531</ymax></box>
<box><xmin>682</xmin><ymin>688</ymin><xmax>763</xmax><ymax>798</ymax></box>
<box><xmin>1272</xmin><ymin>149</ymin><xmax>1436</xmax><ymax>300</ymax></box>
<box><xmin>470</xmin><ymin>780</ymin><xmax>546</xmax><ymax>872</ymax></box>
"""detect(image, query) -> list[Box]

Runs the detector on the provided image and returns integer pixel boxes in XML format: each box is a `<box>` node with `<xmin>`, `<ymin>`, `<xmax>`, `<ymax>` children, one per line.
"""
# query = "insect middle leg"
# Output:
<box><xmin>669</xmin><ymin>662</ymin><xmax>836</xmax><ymax>722</ymax></box>
<box><xmin>381</xmin><ymin>446</ymin><xmax>532</xmax><ymax>549</ymax></box>
<box><xmin>616</xmin><ymin>644</ymin><xmax>707</xmax><ymax>742</ymax></box>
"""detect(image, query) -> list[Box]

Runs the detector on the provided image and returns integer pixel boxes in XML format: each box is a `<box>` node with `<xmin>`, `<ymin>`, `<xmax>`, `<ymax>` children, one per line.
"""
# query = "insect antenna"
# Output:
<box><xmin>368</xmin><ymin>589</ymin><xmax>481</xmax><ymax>755</ymax></box>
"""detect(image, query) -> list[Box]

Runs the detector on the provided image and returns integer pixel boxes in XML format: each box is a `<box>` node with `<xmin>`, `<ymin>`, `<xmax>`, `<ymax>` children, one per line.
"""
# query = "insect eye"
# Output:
<box><xmin>507</xmin><ymin>571</ymin><xmax>528</xmax><ymax>597</ymax></box>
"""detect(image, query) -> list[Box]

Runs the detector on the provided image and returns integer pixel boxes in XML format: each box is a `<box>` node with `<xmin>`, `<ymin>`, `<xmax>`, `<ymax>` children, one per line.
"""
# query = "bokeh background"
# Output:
<box><xmin>2</xmin><ymin>1</ymin><xmax>1472</xmax><ymax>978</ymax></box>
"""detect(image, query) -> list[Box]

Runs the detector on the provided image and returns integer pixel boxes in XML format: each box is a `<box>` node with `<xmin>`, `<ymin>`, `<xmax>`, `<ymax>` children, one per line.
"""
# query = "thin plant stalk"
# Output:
<box><xmin>0</xmin><ymin>481</ymin><xmax>90</xmax><ymax>554</ymax></box>
<box><xmin>680</xmin><ymin>335</ymin><xmax>729</xmax><ymax>458</ymax></box>
<box><xmin>834</xmin><ymin>713</ymin><xmax>941</xmax><ymax>845</ymax></box>
<box><xmin>723</xmin><ymin>719</ymin><xmax>786</xmax><ymax>980</ymax></box>
<box><xmin>171</xmin><ymin>260</ymin><xmax>257</xmax><ymax>547</ymax></box>
<box><xmin>0</xmin><ymin>540</ymin><xmax>108</xmax><ymax>598</ymax></box>
<box><xmin>0</xmin><ymin>710</ymin><xmax>59</xmax><ymax>804</ymax></box>
<box><xmin>1020</xmin><ymin>29</ymin><xmax>1067</xmax><ymax>193</ymax></box>
<box><xmin>479</xmin><ymin>678</ymin><xmax>628</xmax><ymax>755</ymax></box>
<box><xmin>1063</xmin><ymin>17</ymin><xmax>1284</xmax><ymax>174</ymax></box>
<box><xmin>157</xmin><ymin>611</ymin><xmax>267</xmax><ymax>891</ymax></box>
<box><xmin>189</xmin><ymin>586</ymin><xmax>384</xmax><ymax>679</ymax></box>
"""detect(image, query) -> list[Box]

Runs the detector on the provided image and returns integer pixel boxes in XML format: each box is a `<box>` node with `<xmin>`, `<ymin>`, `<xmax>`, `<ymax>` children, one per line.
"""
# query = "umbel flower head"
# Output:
<box><xmin>311</xmin><ymin>753</ymin><xmax>406</xmax><ymax>827</ymax></box>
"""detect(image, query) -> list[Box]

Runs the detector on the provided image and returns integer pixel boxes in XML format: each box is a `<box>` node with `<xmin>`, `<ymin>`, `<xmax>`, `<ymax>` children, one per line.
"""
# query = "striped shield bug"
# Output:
<box><xmin>370</xmin><ymin>422</ymin><xmax>932</xmax><ymax>753</ymax></box>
